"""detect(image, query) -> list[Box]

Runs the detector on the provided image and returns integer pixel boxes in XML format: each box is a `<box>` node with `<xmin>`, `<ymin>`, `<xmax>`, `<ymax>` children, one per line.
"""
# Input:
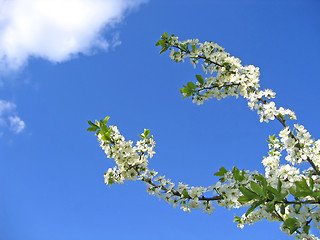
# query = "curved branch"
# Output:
<box><xmin>169</xmin><ymin>42</ymin><xmax>320</xmax><ymax>176</ymax></box>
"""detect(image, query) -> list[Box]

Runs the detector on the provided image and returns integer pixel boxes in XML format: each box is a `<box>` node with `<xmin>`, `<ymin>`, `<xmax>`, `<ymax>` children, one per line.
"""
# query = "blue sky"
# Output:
<box><xmin>1</xmin><ymin>0</ymin><xmax>320</xmax><ymax>239</ymax></box>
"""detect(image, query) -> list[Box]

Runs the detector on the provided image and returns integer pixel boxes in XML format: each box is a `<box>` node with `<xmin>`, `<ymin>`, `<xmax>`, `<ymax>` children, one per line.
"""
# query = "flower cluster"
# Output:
<box><xmin>89</xmin><ymin>33</ymin><xmax>320</xmax><ymax>240</ymax></box>
<box><xmin>160</xmin><ymin>33</ymin><xmax>298</xmax><ymax>125</ymax></box>
<box><xmin>94</xmin><ymin>119</ymin><xmax>218</xmax><ymax>214</ymax></box>
<box><xmin>96</xmin><ymin>122</ymin><xmax>155</xmax><ymax>185</ymax></box>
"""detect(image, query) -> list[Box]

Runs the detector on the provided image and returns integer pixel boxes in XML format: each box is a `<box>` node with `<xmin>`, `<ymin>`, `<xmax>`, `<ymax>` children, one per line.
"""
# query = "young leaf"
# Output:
<box><xmin>161</xmin><ymin>32</ymin><xmax>169</xmax><ymax>40</ymax></box>
<box><xmin>101</xmin><ymin>131</ymin><xmax>111</xmax><ymax>141</ymax></box>
<box><xmin>245</xmin><ymin>200</ymin><xmax>263</xmax><ymax>216</ymax></box>
<box><xmin>250</xmin><ymin>182</ymin><xmax>264</xmax><ymax>197</ymax></box>
<box><xmin>180</xmin><ymin>85</ymin><xmax>192</xmax><ymax>98</ymax></box>
<box><xmin>180</xmin><ymin>86</ymin><xmax>188</xmax><ymax>94</ymax></box>
<box><xmin>159</xmin><ymin>46</ymin><xmax>168</xmax><ymax>54</ymax></box>
<box><xmin>196</xmin><ymin>75</ymin><xmax>204</xmax><ymax>85</ymax></box>
<box><xmin>88</xmin><ymin>120</ymin><xmax>98</xmax><ymax>128</ymax></box>
<box><xmin>311</xmin><ymin>191</ymin><xmax>320</xmax><ymax>198</ymax></box>
<box><xmin>103</xmin><ymin>116</ymin><xmax>110</xmax><ymax>124</ymax></box>
<box><xmin>155</xmin><ymin>39</ymin><xmax>165</xmax><ymax>47</ymax></box>
<box><xmin>239</xmin><ymin>187</ymin><xmax>260</xmax><ymax>201</ymax></box>
<box><xmin>303</xmin><ymin>225</ymin><xmax>310</xmax><ymax>235</ymax></box>
<box><xmin>238</xmin><ymin>195</ymin><xmax>251</xmax><ymax>204</ymax></box>
<box><xmin>100</xmin><ymin>120</ymin><xmax>108</xmax><ymax>132</ymax></box>
<box><xmin>182</xmin><ymin>190</ymin><xmax>189</xmax><ymax>198</ymax></box>
<box><xmin>265</xmin><ymin>201</ymin><xmax>275</xmax><ymax>213</ymax></box>
<box><xmin>187</xmin><ymin>82</ymin><xmax>197</xmax><ymax>90</ymax></box>
<box><xmin>284</xmin><ymin>218</ymin><xmax>300</xmax><ymax>234</ymax></box>
<box><xmin>214</xmin><ymin>167</ymin><xmax>228</xmax><ymax>177</ymax></box>
<box><xmin>87</xmin><ymin>126</ymin><xmax>99</xmax><ymax>132</ymax></box>
<box><xmin>266</xmin><ymin>186</ymin><xmax>278</xmax><ymax>196</ymax></box>
<box><xmin>233</xmin><ymin>215</ymin><xmax>242</xmax><ymax>223</ymax></box>
<box><xmin>254</xmin><ymin>174</ymin><xmax>267</xmax><ymax>187</ymax></box>
<box><xmin>232</xmin><ymin>167</ymin><xmax>244</xmax><ymax>182</ymax></box>
<box><xmin>296</xmin><ymin>178</ymin><xmax>310</xmax><ymax>191</ymax></box>
<box><xmin>289</xmin><ymin>187</ymin><xmax>297</xmax><ymax>197</ymax></box>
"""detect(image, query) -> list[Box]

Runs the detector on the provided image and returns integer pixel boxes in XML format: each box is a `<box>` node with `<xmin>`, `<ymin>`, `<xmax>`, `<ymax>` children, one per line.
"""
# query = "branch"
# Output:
<box><xmin>169</xmin><ymin>43</ymin><xmax>320</xmax><ymax>176</ymax></box>
<box><xmin>141</xmin><ymin>175</ymin><xmax>223</xmax><ymax>202</ymax></box>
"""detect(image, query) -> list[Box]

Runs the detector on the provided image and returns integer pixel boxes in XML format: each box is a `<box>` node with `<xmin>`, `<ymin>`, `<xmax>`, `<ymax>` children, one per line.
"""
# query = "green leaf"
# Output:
<box><xmin>280</xmin><ymin>203</ymin><xmax>286</xmax><ymax>215</ymax></box>
<box><xmin>239</xmin><ymin>187</ymin><xmax>260</xmax><ymax>201</ymax></box>
<box><xmin>233</xmin><ymin>215</ymin><xmax>242</xmax><ymax>223</ymax></box>
<box><xmin>266</xmin><ymin>186</ymin><xmax>278</xmax><ymax>196</ymax></box>
<box><xmin>311</xmin><ymin>191</ymin><xmax>320</xmax><ymax>198</ymax></box>
<box><xmin>232</xmin><ymin>167</ymin><xmax>245</xmax><ymax>182</ymax></box>
<box><xmin>101</xmin><ymin>135</ymin><xmax>107</xmax><ymax>141</ymax></box>
<box><xmin>159</xmin><ymin>46</ymin><xmax>168</xmax><ymax>54</ymax></box>
<box><xmin>296</xmin><ymin>178</ymin><xmax>310</xmax><ymax>191</ymax></box>
<box><xmin>144</xmin><ymin>129</ymin><xmax>150</xmax><ymax>138</ymax></box>
<box><xmin>101</xmin><ymin>131</ymin><xmax>111</xmax><ymax>141</ymax></box>
<box><xmin>180</xmin><ymin>86</ymin><xmax>188</xmax><ymax>93</ymax></box>
<box><xmin>254</xmin><ymin>174</ymin><xmax>267</xmax><ymax>195</ymax></box>
<box><xmin>289</xmin><ymin>187</ymin><xmax>297</xmax><ymax>197</ymax></box>
<box><xmin>255</xmin><ymin>175</ymin><xmax>267</xmax><ymax>187</ymax></box>
<box><xmin>278</xmin><ymin>113</ymin><xmax>285</xmax><ymax>120</ymax></box>
<box><xmin>246</xmin><ymin>200</ymin><xmax>263</xmax><ymax>216</ymax></box>
<box><xmin>88</xmin><ymin>120</ymin><xmax>98</xmax><ymax>128</ymax></box>
<box><xmin>87</xmin><ymin>126</ymin><xmax>99</xmax><ymax>132</ymax></box>
<box><xmin>294</xmin><ymin>191</ymin><xmax>311</xmax><ymax>198</ymax></box>
<box><xmin>179</xmin><ymin>85</ymin><xmax>193</xmax><ymax>98</ymax></box>
<box><xmin>232</xmin><ymin>166</ymin><xmax>239</xmax><ymax>177</ymax></box>
<box><xmin>196</xmin><ymin>75</ymin><xmax>204</xmax><ymax>85</ymax></box>
<box><xmin>161</xmin><ymin>32</ymin><xmax>169</xmax><ymax>40</ymax></box>
<box><xmin>309</xmin><ymin>175</ymin><xmax>314</xmax><ymax>190</ymax></box>
<box><xmin>214</xmin><ymin>167</ymin><xmax>228</xmax><ymax>177</ymax></box>
<box><xmin>284</xmin><ymin>218</ymin><xmax>300</xmax><ymax>234</ymax></box>
<box><xmin>99</xmin><ymin>120</ymin><xmax>108</xmax><ymax>132</ymax></box>
<box><xmin>107</xmin><ymin>177</ymin><xmax>115</xmax><ymax>185</ymax></box>
<box><xmin>103</xmin><ymin>116</ymin><xmax>110</xmax><ymax>124</ymax></box>
<box><xmin>180</xmin><ymin>43</ymin><xmax>187</xmax><ymax>50</ymax></box>
<box><xmin>155</xmin><ymin>39</ymin><xmax>165</xmax><ymax>47</ymax></box>
<box><xmin>182</xmin><ymin>190</ymin><xmax>189</xmax><ymax>198</ymax></box>
<box><xmin>303</xmin><ymin>225</ymin><xmax>310</xmax><ymax>234</ymax></box>
<box><xmin>277</xmin><ymin>179</ymin><xmax>282</xmax><ymax>193</ymax></box>
<box><xmin>187</xmin><ymin>82</ymin><xmax>197</xmax><ymax>90</ymax></box>
<box><xmin>266</xmin><ymin>191</ymin><xmax>275</xmax><ymax>201</ymax></box>
<box><xmin>238</xmin><ymin>195</ymin><xmax>251</xmax><ymax>204</ymax></box>
<box><xmin>292</xmin><ymin>179</ymin><xmax>314</xmax><ymax>198</ymax></box>
<box><xmin>250</xmin><ymin>182</ymin><xmax>264</xmax><ymax>197</ymax></box>
<box><xmin>265</xmin><ymin>201</ymin><xmax>275</xmax><ymax>213</ymax></box>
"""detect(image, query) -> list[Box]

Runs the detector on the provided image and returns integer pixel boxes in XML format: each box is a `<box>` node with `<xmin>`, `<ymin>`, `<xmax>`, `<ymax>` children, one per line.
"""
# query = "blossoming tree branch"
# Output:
<box><xmin>88</xmin><ymin>33</ymin><xmax>320</xmax><ymax>240</ymax></box>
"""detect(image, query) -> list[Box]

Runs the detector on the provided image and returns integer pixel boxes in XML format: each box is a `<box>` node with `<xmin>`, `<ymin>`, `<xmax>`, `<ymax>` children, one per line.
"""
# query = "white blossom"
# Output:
<box><xmin>92</xmin><ymin>33</ymin><xmax>320</xmax><ymax>240</ymax></box>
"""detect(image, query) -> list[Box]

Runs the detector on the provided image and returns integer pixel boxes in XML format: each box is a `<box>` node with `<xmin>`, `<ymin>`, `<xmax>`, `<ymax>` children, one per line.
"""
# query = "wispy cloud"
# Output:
<box><xmin>8</xmin><ymin>116</ymin><xmax>25</xmax><ymax>133</ymax></box>
<box><xmin>0</xmin><ymin>0</ymin><xmax>147</xmax><ymax>72</ymax></box>
<box><xmin>0</xmin><ymin>99</ymin><xmax>25</xmax><ymax>134</ymax></box>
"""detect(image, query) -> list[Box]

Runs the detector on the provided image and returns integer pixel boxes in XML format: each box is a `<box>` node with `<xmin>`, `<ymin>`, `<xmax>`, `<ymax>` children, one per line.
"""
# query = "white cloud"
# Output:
<box><xmin>0</xmin><ymin>0</ymin><xmax>147</xmax><ymax>72</ymax></box>
<box><xmin>0</xmin><ymin>99</ymin><xmax>25</xmax><ymax>134</ymax></box>
<box><xmin>8</xmin><ymin>116</ymin><xmax>25</xmax><ymax>133</ymax></box>
<box><xmin>0</xmin><ymin>99</ymin><xmax>15</xmax><ymax>114</ymax></box>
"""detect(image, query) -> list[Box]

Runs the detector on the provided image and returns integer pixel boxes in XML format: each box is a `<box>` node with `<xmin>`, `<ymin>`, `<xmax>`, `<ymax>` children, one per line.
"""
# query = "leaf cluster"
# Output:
<box><xmin>87</xmin><ymin>116</ymin><xmax>112</xmax><ymax>141</ymax></box>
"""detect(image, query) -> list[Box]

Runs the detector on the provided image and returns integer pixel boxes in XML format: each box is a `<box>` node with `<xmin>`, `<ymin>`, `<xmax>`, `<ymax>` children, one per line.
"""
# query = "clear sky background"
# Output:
<box><xmin>0</xmin><ymin>0</ymin><xmax>320</xmax><ymax>239</ymax></box>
